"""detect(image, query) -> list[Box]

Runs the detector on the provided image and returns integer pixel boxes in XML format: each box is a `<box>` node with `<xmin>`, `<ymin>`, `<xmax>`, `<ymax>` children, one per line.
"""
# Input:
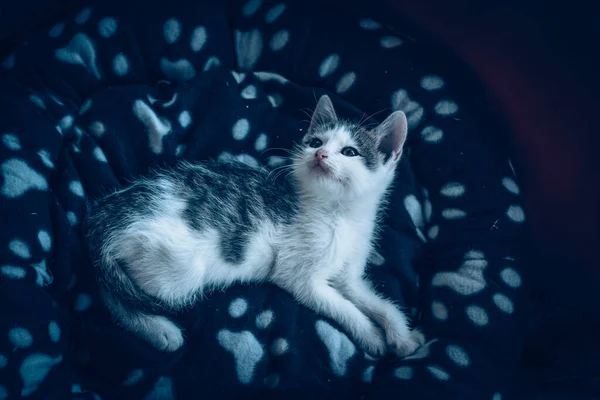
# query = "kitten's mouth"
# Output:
<box><xmin>311</xmin><ymin>161</ymin><xmax>331</xmax><ymax>176</ymax></box>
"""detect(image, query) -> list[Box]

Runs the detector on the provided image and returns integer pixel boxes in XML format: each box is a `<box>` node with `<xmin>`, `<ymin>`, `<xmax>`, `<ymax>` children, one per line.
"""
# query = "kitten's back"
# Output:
<box><xmin>86</xmin><ymin>160</ymin><xmax>297</xmax><ymax>240</ymax></box>
<box><xmin>167</xmin><ymin>160</ymin><xmax>298</xmax><ymax>235</ymax></box>
<box><xmin>83</xmin><ymin>159</ymin><xmax>298</xmax><ymax>309</ymax></box>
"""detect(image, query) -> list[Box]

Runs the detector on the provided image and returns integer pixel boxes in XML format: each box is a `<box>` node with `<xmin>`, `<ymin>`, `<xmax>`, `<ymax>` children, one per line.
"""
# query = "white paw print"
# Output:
<box><xmin>216</xmin><ymin>297</ymin><xmax>289</xmax><ymax>386</ymax></box>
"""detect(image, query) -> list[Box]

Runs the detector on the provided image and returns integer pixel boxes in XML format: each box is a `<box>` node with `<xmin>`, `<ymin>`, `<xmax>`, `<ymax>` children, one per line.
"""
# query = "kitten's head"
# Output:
<box><xmin>292</xmin><ymin>95</ymin><xmax>408</xmax><ymax>200</ymax></box>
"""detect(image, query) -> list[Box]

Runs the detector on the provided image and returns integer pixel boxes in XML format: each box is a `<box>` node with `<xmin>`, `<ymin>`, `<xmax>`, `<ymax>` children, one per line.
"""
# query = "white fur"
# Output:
<box><xmin>268</xmin><ymin>123</ymin><xmax>422</xmax><ymax>356</ymax></box>
<box><xmin>97</xmin><ymin>99</ymin><xmax>423</xmax><ymax>357</ymax></box>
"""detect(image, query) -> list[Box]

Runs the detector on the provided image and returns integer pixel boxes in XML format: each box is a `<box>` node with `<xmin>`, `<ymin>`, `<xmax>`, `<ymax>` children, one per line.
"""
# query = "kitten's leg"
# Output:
<box><xmin>283</xmin><ymin>282</ymin><xmax>387</xmax><ymax>357</ymax></box>
<box><xmin>102</xmin><ymin>291</ymin><xmax>184</xmax><ymax>352</ymax></box>
<box><xmin>336</xmin><ymin>278</ymin><xmax>424</xmax><ymax>357</ymax></box>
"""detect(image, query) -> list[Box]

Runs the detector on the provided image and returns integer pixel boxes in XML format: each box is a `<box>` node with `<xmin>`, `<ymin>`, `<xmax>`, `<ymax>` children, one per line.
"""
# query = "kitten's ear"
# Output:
<box><xmin>308</xmin><ymin>95</ymin><xmax>337</xmax><ymax>134</ymax></box>
<box><xmin>375</xmin><ymin>111</ymin><xmax>408</xmax><ymax>163</ymax></box>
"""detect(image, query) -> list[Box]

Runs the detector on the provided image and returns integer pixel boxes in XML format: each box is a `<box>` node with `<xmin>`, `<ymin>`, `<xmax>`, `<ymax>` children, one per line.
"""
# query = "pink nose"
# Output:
<box><xmin>316</xmin><ymin>150</ymin><xmax>328</xmax><ymax>160</ymax></box>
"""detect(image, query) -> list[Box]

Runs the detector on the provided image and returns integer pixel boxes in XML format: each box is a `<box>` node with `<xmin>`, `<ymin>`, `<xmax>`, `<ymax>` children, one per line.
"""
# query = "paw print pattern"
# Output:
<box><xmin>2</xmin><ymin>230</ymin><xmax>53</xmax><ymax>287</ymax></box>
<box><xmin>216</xmin><ymin>297</ymin><xmax>291</xmax><ymax>386</ymax></box>
<box><xmin>315</xmin><ymin>320</ymin><xmax>356</xmax><ymax>377</ymax></box>
<box><xmin>1</xmin><ymin>159</ymin><xmax>48</xmax><ymax>199</ymax></box>
<box><xmin>0</xmin><ymin>1</ymin><xmax>527</xmax><ymax>398</ymax></box>
<box><xmin>0</xmin><ymin>322</ymin><xmax>65</xmax><ymax>398</ymax></box>
<box><xmin>388</xmin><ymin>339</ymin><xmax>468</xmax><ymax>383</ymax></box>
<box><xmin>145</xmin><ymin>376</ymin><xmax>174</xmax><ymax>399</ymax></box>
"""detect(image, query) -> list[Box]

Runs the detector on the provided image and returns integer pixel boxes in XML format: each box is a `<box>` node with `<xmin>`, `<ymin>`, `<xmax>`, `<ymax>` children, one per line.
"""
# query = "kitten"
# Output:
<box><xmin>84</xmin><ymin>95</ymin><xmax>424</xmax><ymax>357</ymax></box>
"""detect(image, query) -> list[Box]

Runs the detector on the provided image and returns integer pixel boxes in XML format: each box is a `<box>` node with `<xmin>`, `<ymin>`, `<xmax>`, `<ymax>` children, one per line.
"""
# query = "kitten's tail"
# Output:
<box><xmin>83</xmin><ymin>219</ymin><xmax>169</xmax><ymax>317</ymax></box>
<box><xmin>94</xmin><ymin>258</ymin><xmax>169</xmax><ymax>316</ymax></box>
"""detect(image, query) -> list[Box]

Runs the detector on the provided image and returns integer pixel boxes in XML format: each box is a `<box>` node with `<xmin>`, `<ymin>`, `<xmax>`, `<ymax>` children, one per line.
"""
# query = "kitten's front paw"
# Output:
<box><xmin>144</xmin><ymin>316</ymin><xmax>185</xmax><ymax>352</ymax></box>
<box><xmin>387</xmin><ymin>329</ymin><xmax>425</xmax><ymax>358</ymax></box>
<box><xmin>358</xmin><ymin>325</ymin><xmax>387</xmax><ymax>357</ymax></box>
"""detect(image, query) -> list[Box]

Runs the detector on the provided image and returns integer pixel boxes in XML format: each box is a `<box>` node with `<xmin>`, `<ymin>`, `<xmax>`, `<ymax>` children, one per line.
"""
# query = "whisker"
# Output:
<box><xmin>299</xmin><ymin>108</ymin><xmax>313</xmax><ymax>120</ymax></box>
<box><xmin>266</xmin><ymin>164</ymin><xmax>292</xmax><ymax>180</ymax></box>
<box><xmin>289</xmin><ymin>147</ymin><xmax>304</xmax><ymax>157</ymax></box>
<box><xmin>357</xmin><ymin>108</ymin><xmax>389</xmax><ymax>129</ymax></box>
<box><xmin>357</xmin><ymin>112</ymin><xmax>369</xmax><ymax>127</ymax></box>
<box><xmin>271</xmin><ymin>166</ymin><xmax>294</xmax><ymax>181</ymax></box>
<box><xmin>266</xmin><ymin>163</ymin><xmax>289</xmax><ymax>175</ymax></box>
<box><xmin>260</xmin><ymin>147</ymin><xmax>294</xmax><ymax>156</ymax></box>
<box><xmin>282</xmin><ymin>171</ymin><xmax>295</xmax><ymax>181</ymax></box>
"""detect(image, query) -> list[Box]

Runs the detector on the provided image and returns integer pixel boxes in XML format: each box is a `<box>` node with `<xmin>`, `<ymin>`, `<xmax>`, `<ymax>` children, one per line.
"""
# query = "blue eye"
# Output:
<box><xmin>341</xmin><ymin>147</ymin><xmax>359</xmax><ymax>157</ymax></box>
<box><xmin>308</xmin><ymin>138</ymin><xmax>322</xmax><ymax>148</ymax></box>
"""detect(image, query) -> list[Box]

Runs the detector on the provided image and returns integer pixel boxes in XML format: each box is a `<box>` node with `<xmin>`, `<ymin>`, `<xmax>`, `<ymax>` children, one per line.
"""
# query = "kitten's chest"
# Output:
<box><xmin>330</xmin><ymin>218</ymin><xmax>374</xmax><ymax>264</ymax></box>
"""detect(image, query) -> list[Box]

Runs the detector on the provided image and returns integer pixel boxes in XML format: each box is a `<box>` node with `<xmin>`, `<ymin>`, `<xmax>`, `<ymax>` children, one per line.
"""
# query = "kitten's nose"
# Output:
<box><xmin>315</xmin><ymin>149</ymin><xmax>328</xmax><ymax>160</ymax></box>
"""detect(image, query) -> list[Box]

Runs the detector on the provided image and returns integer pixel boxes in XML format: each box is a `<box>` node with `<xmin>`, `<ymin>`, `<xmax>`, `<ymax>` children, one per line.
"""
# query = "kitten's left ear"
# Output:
<box><xmin>374</xmin><ymin>111</ymin><xmax>408</xmax><ymax>163</ymax></box>
<box><xmin>308</xmin><ymin>95</ymin><xmax>338</xmax><ymax>134</ymax></box>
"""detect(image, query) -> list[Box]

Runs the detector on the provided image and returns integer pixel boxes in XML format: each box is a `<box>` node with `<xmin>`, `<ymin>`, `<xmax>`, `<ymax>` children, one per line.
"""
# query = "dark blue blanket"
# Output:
<box><xmin>0</xmin><ymin>0</ymin><xmax>527</xmax><ymax>398</ymax></box>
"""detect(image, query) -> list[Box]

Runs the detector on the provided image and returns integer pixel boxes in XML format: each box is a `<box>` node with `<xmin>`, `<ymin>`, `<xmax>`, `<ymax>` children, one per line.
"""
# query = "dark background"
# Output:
<box><xmin>381</xmin><ymin>1</ymin><xmax>600</xmax><ymax>397</ymax></box>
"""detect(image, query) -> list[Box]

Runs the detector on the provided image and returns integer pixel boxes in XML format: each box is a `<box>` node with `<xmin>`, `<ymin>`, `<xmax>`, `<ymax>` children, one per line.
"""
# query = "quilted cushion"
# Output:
<box><xmin>0</xmin><ymin>0</ymin><xmax>527</xmax><ymax>398</ymax></box>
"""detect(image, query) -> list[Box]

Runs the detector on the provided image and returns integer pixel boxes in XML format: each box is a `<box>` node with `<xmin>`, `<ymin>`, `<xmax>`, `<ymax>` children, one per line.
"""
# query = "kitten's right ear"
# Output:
<box><xmin>374</xmin><ymin>110</ymin><xmax>408</xmax><ymax>163</ymax></box>
<box><xmin>308</xmin><ymin>95</ymin><xmax>337</xmax><ymax>134</ymax></box>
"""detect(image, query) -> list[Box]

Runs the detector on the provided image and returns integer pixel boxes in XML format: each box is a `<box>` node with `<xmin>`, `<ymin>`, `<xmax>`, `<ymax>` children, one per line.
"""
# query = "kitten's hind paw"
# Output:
<box><xmin>387</xmin><ymin>329</ymin><xmax>425</xmax><ymax>358</ymax></box>
<box><xmin>142</xmin><ymin>315</ymin><xmax>185</xmax><ymax>352</ymax></box>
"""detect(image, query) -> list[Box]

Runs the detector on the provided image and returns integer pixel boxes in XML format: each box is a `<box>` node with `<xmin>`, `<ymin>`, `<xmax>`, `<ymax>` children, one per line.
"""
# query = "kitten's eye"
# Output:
<box><xmin>308</xmin><ymin>138</ymin><xmax>323</xmax><ymax>148</ymax></box>
<box><xmin>341</xmin><ymin>147</ymin><xmax>359</xmax><ymax>157</ymax></box>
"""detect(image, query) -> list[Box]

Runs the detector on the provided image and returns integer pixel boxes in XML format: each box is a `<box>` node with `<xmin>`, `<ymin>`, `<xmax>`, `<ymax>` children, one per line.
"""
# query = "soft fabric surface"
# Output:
<box><xmin>386</xmin><ymin>3</ymin><xmax>600</xmax><ymax>398</ymax></box>
<box><xmin>0</xmin><ymin>0</ymin><xmax>527</xmax><ymax>398</ymax></box>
